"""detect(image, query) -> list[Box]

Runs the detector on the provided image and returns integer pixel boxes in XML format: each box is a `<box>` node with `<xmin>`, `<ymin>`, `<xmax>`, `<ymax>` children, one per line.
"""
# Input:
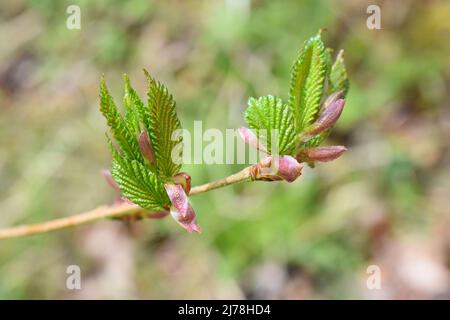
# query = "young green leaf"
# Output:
<box><xmin>110</xmin><ymin>141</ymin><xmax>169</xmax><ymax>211</ymax></box>
<box><xmin>302</xmin><ymin>50</ymin><xmax>349</xmax><ymax>148</ymax></box>
<box><xmin>144</xmin><ymin>70</ymin><xmax>183</xmax><ymax>180</ymax></box>
<box><xmin>289</xmin><ymin>33</ymin><xmax>328</xmax><ymax>133</ymax></box>
<box><xmin>244</xmin><ymin>95</ymin><xmax>296</xmax><ymax>155</ymax></box>
<box><xmin>328</xmin><ymin>49</ymin><xmax>349</xmax><ymax>97</ymax></box>
<box><xmin>324</xmin><ymin>47</ymin><xmax>333</xmax><ymax>76</ymax></box>
<box><xmin>123</xmin><ymin>74</ymin><xmax>143</xmax><ymax>136</ymax></box>
<box><xmin>99</xmin><ymin>77</ymin><xmax>143</xmax><ymax>162</ymax></box>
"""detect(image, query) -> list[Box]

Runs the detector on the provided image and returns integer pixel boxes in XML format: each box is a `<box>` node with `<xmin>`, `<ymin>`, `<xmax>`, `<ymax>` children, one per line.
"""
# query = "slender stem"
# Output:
<box><xmin>189</xmin><ymin>166</ymin><xmax>251</xmax><ymax>195</ymax></box>
<box><xmin>0</xmin><ymin>166</ymin><xmax>253</xmax><ymax>240</ymax></box>
<box><xmin>0</xmin><ymin>203</ymin><xmax>142</xmax><ymax>240</ymax></box>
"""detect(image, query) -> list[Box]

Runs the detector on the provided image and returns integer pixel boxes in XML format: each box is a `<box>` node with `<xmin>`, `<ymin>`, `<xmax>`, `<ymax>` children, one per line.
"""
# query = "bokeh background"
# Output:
<box><xmin>1</xmin><ymin>0</ymin><xmax>449</xmax><ymax>299</ymax></box>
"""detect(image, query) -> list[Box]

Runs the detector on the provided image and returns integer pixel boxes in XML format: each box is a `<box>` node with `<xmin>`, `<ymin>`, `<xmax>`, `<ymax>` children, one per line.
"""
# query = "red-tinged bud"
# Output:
<box><xmin>169</xmin><ymin>204</ymin><xmax>201</xmax><ymax>233</ymax></box>
<box><xmin>102</xmin><ymin>169</ymin><xmax>120</xmax><ymax>191</ymax></box>
<box><xmin>139</xmin><ymin>130</ymin><xmax>156</xmax><ymax>165</ymax></box>
<box><xmin>173</xmin><ymin>172</ymin><xmax>191</xmax><ymax>194</ymax></box>
<box><xmin>251</xmin><ymin>155</ymin><xmax>303</xmax><ymax>183</ymax></box>
<box><xmin>164</xmin><ymin>184</ymin><xmax>188</xmax><ymax>217</ymax></box>
<box><xmin>297</xmin><ymin>146</ymin><xmax>347</xmax><ymax>163</ymax></box>
<box><xmin>308</xmin><ymin>98</ymin><xmax>345</xmax><ymax>135</ymax></box>
<box><xmin>238</xmin><ymin>127</ymin><xmax>267</xmax><ymax>153</ymax></box>
<box><xmin>323</xmin><ymin>90</ymin><xmax>344</xmax><ymax>109</ymax></box>
<box><xmin>277</xmin><ymin>155</ymin><xmax>304</xmax><ymax>182</ymax></box>
<box><xmin>164</xmin><ymin>183</ymin><xmax>201</xmax><ymax>233</ymax></box>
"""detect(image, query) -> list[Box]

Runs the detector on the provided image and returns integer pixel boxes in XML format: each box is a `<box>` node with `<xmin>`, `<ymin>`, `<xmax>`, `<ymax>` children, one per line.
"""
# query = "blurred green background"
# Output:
<box><xmin>1</xmin><ymin>0</ymin><xmax>449</xmax><ymax>299</ymax></box>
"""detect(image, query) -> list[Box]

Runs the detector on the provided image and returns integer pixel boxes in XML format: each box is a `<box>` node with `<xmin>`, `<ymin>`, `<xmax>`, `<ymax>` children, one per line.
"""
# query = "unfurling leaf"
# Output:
<box><xmin>111</xmin><ymin>151</ymin><xmax>169</xmax><ymax>211</ymax></box>
<box><xmin>244</xmin><ymin>95</ymin><xmax>296</xmax><ymax>155</ymax></box>
<box><xmin>289</xmin><ymin>33</ymin><xmax>328</xmax><ymax>133</ymax></box>
<box><xmin>297</xmin><ymin>48</ymin><xmax>350</xmax><ymax>149</ymax></box>
<box><xmin>144</xmin><ymin>70</ymin><xmax>182</xmax><ymax>180</ymax></box>
<box><xmin>100</xmin><ymin>78</ymin><xmax>143</xmax><ymax>162</ymax></box>
<box><xmin>123</xmin><ymin>74</ymin><xmax>143</xmax><ymax>136</ymax></box>
<box><xmin>328</xmin><ymin>49</ymin><xmax>349</xmax><ymax>97</ymax></box>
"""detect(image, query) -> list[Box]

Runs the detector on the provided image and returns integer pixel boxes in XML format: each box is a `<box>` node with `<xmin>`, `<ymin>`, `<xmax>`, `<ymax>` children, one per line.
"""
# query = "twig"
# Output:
<box><xmin>0</xmin><ymin>166</ymin><xmax>252</xmax><ymax>240</ymax></box>
<box><xmin>189</xmin><ymin>166</ymin><xmax>251</xmax><ymax>195</ymax></box>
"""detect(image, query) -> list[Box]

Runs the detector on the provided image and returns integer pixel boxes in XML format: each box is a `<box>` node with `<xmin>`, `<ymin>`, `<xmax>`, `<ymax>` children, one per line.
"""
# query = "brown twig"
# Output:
<box><xmin>0</xmin><ymin>166</ymin><xmax>253</xmax><ymax>240</ymax></box>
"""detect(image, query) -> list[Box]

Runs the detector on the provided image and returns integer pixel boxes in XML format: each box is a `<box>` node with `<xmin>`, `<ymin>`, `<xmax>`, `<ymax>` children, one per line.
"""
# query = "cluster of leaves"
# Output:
<box><xmin>244</xmin><ymin>32</ymin><xmax>349</xmax><ymax>161</ymax></box>
<box><xmin>100</xmin><ymin>32</ymin><xmax>349</xmax><ymax>231</ymax></box>
<box><xmin>100</xmin><ymin>70</ymin><xmax>182</xmax><ymax>211</ymax></box>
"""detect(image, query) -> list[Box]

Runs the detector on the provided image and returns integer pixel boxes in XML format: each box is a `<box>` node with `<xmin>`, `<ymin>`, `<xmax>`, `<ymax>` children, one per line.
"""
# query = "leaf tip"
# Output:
<box><xmin>123</xmin><ymin>73</ymin><xmax>131</xmax><ymax>89</ymax></box>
